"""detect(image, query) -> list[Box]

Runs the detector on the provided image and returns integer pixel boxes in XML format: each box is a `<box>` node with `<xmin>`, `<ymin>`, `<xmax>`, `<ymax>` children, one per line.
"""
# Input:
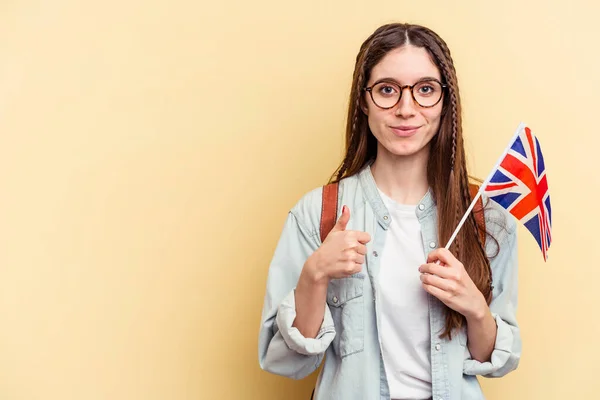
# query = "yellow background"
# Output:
<box><xmin>1</xmin><ymin>1</ymin><xmax>597</xmax><ymax>399</ymax></box>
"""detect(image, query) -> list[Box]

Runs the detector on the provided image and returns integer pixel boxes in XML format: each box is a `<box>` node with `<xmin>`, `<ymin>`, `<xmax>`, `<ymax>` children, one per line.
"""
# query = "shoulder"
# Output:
<box><xmin>288</xmin><ymin>173</ymin><xmax>363</xmax><ymax>236</ymax></box>
<box><xmin>288</xmin><ymin>185</ymin><xmax>324</xmax><ymax>237</ymax></box>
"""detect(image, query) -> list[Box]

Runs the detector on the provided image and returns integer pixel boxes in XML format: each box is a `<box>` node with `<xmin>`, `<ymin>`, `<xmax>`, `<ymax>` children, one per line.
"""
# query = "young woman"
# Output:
<box><xmin>258</xmin><ymin>22</ymin><xmax>520</xmax><ymax>400</ymax></box>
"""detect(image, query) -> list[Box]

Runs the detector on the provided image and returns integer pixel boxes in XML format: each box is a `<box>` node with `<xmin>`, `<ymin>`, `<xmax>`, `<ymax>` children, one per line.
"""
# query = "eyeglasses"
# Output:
<box><xmin>364</xmin><ymin>78</ymin><xmax>447</xmax><ymax>109</ymax></box>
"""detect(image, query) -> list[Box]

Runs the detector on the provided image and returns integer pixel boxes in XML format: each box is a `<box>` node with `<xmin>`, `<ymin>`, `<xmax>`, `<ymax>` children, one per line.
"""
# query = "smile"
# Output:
<box><xmin>389</xmin><ymin>125</ymin><xmax>421</xmax><ymax>137</ymax></box>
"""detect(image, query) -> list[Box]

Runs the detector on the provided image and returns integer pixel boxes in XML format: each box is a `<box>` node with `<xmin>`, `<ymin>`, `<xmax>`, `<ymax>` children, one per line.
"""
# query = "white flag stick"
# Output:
<box><xmin>443</xmin><ymin>122</ymin><xmax>526</xmax><ymax>250</ymax></box>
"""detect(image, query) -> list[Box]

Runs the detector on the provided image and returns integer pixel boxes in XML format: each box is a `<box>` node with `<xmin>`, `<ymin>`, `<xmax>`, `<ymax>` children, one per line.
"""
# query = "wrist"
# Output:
<box><xmin>465</xmin><ymin>295</ymin><xmax>490</xmax><ymax>323</ymax></box>
<box><xmin>301</xmin><ymin>255</ymin><xmax>329</xmax><ymax>287</ymax></box>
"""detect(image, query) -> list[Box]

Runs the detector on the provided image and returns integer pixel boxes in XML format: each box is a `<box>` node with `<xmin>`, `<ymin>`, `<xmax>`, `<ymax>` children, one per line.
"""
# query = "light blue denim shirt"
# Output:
<box><xmin>258</xmin><ymin>165</ymin><xmax>520</xmax><ymax>400</ymax></box>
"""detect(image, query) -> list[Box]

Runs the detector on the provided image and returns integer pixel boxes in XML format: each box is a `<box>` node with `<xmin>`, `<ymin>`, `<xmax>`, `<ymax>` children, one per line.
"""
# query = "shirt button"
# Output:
<box><xmin>435</xmin><ymin>344</ymin><xmax>441</xmax><ymax>351</ymax></box>
<box><xmin>429</xmin><ymin>242</ymin><xmax>436</xmax><ymax>248</ymax></box>
<box><xmin>332</xmin><ymin>296</ymin><xmax>338</xmax><ymax>304</ymax></box>
<box><xmin>373</xmin><ymin>251</ymin><xmax>378</xmax><ymax>257</ymax></box>
<box><xmin>418</xmin><ymin>204</ymin><xmax>425</xmax><ymax>211</ymax></box>
<box><xmin>383</xmin><ymin>215</ymin><xmax>389</xmax><ymax>220</ymax></box>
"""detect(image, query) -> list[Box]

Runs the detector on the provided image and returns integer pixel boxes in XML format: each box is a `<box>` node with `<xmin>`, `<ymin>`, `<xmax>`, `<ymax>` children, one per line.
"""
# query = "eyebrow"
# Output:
<box><xmin>371</xmin><ymin>76</ymin><xmax>441</xmax><ymax>85</ymax></box>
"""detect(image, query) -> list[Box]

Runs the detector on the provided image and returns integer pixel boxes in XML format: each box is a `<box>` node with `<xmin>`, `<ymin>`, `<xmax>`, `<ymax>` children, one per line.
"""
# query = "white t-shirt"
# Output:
<box><xmin>377</xmin><ymin>189</ymin><xmax>432</xmax><ymax>400</ymax></box>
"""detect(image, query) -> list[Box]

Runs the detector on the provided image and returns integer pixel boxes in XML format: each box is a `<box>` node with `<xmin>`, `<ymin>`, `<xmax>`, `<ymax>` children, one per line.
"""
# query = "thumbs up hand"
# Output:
<box><xmin>305</xmin><ymin>205</ymin><xmax>372</xmax><ymax>283</ymax></box>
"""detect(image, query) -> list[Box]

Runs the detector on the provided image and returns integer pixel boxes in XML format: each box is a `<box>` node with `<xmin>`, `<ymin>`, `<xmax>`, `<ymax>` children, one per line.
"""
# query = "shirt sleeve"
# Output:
<box><xmin>463</xmin><ymin>217</ymin><xmax>522</xmax><ymax>377</ymax></box>
<box><xmin>258</xmin><ymin>211</ymin><xmax>336</xmax><ymax>380</ymax></box>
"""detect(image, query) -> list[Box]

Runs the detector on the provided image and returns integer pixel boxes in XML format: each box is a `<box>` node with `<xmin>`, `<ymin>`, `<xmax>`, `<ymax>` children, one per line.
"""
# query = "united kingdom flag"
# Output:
<box><xmin>484</xmin><ymin>124</ymin><xmax>552</xmax><ymax>261</ymax></box>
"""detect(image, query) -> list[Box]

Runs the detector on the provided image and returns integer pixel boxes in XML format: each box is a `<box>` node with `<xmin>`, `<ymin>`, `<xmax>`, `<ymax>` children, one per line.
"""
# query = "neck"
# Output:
<box><xmin>371</xmin><ymin>144</ymin><xmax>430</xmax><ymax>205</ymax></box>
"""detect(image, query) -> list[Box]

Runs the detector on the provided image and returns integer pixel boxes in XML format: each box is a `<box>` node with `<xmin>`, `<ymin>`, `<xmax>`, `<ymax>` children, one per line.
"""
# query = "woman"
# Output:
<box><xmin>258</xmin><ymin>22</ymin><xmax>520</xmax><ymax>400</ymax></box>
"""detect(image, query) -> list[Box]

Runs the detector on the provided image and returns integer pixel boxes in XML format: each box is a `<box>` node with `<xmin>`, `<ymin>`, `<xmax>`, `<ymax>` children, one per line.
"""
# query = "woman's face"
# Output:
<box><xmin>363</xmin><ymin>45</ymin><xmax>444</xmax><ymax>161</ymax></box>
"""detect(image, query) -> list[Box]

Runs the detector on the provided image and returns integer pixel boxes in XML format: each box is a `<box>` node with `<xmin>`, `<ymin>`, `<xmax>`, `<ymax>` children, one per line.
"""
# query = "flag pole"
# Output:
<box><xmin>443</xmin><ymin>122</ymin><xmax>526</xmax><ymax>250</ymax></box>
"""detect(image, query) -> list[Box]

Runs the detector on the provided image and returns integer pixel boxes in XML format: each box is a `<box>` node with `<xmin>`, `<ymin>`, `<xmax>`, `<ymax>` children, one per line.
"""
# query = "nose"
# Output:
<box><xmin>395</xmin><ymin>87</ymin><xmax>417</xmax><ymax>118</ymax></box>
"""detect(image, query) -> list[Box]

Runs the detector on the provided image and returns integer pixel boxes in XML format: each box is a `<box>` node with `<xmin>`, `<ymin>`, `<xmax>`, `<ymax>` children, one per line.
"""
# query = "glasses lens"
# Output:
<box><xmin>412</xmin><ymin>80</ymin><xmax>443</xmax><ymax>107</ymax></box>
<box><xmin>371</xmin><ymin>82</ymin><xmax>401</xmax><ymax>108</ymax></box>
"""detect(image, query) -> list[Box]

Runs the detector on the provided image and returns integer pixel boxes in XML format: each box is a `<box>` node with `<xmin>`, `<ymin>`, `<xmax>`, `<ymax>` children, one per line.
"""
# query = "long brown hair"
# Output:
<box><xmin>331</xmin><ymin>23</ymin><xmax>493</xmax><ymax>339</ymax></box>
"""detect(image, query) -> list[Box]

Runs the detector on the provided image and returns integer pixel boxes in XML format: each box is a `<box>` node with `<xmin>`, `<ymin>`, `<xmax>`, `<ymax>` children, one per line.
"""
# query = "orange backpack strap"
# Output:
<box><xmin>320</xmin><ymin>182</ymin><xmax>339</xmax><ymax>243</ymax></box>
<box><xmin>469</xmin><ymin>183</ymin><xmax>487</xmax><ymax>247</ymax></box>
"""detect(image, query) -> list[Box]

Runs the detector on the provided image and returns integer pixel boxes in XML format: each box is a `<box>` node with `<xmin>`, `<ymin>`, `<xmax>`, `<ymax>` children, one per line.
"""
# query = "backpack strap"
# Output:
<box><xmin>319</xmin><ymin>181</ymin><xmax>486</xmax><ymax>247</ymax></box>
<box><xmin>319</xmin><ymin>182</ymin><xmax>339</xmax><ymax>243</ymax></box>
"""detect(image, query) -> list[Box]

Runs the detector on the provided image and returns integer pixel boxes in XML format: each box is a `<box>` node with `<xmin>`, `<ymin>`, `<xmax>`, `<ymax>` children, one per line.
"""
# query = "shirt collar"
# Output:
<box><xmin>357</xmin><ymin>163</ymin><xmax>436</xmax><ymax>229</ymax></box>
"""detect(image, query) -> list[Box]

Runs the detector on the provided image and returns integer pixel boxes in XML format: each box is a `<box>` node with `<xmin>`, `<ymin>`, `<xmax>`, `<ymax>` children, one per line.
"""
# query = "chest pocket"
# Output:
<box><xmin>326</xmin><ymin>275</ymin><xmax>365</xmax><ymax>358</ymax></box>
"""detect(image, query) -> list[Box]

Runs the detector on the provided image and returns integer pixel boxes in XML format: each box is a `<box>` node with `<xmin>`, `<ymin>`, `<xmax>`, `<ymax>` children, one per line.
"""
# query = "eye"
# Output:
<box><xmin>380</xmin><ymin>86</ymin><xmax>396</xmax><ymax>95</ymax></box>
<box><xmin>415</xmin><ymin>80</ymin><xmax>442</xmax><ymax>97</ymax></box>
<box><xmin>418</xmin><ymin>85</ymin><xmax>435</xmax><ymax>95</ymax></box>
<box><xmin>376</xmin><ymin>84</ymin><xmax>399</xmax><ymax>97</ymax></box>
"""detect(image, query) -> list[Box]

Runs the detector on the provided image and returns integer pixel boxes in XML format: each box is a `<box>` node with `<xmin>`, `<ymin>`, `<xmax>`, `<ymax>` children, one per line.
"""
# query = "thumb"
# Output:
<box><xmin>331</xmin><ymin>205</ymin><xmax>350</xmax><ymax>232</ymax></box>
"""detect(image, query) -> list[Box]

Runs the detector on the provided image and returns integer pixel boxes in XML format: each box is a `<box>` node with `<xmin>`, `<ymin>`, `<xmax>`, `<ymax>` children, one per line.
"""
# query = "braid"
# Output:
<box><xmin>449</xmin><ymin>170</ymin><xmax>462</xmax><ymax>255</ymax></box>
<box><xmin>336</xmin><ymin>32</ymin><xmax>383</xmax><ymax>181</ymax></box>
<box><xmin>345</xmin><ymin>67</ymin><xmax>367</xmax><ymax>175</ymax></box>
<box><xmin>433</xmin><ymin>52</ymin><xmax>460</xmax><ymax>189</ymax></box>
<box><xmin>450</xmin><ymin>95</ymin><xmax>458</xmax><ymax>170</ymax></box>
<box><xmin>456</xmin><ymin>134</ymin><xmax>494</xmax><ymax>302</ymax></box>
<box><xmin>351</xmin><ymin>71</ymin><xmax>366</xmax><ymax>142</ymax></box>
<box><xmin>336</xmin><ymin>62</ymin><xmax>366</xmax><ymax>181</ymax></box>
<box><xmin>438</xmin><ymin>58</ymin><xmax>459</xmax><ymax>170</ymax></box>
<box><xmin>428</xmin><ymin>34</ymin><xmax>460</xmax><ymax>170</ymax></box>
<box><xmin>335</xmin><ymin>155</ymin><xmax>351</xmax><ymax>181</ymax></box>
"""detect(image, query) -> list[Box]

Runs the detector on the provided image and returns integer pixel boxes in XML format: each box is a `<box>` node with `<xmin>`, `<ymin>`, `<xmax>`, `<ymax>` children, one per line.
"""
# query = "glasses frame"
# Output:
<box><xmin>364</xmin><ymin>78</ymin><xmax>448</xmax><ymax>109</ymax></box>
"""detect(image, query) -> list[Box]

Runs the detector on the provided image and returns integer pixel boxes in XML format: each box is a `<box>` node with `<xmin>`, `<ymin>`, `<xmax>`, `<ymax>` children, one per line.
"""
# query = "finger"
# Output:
<box><xmin>353</xmin><ymin>253</ymin><xmax>365</xmax><ymax>265</ymax></box>
<box><xmin>342</xmin><ymin>249</ymin><xmax>365</xmax><ymax>265</ymax></box>
<box><xmin>426</xmin><ymin>248</ymin><xmax>459</xmax><ymax>266</ymax></box>
<box><xmin>420</xmin><ymin>272</ymin><xmax>457</xmax><ymax>293</ymax></box>
<box><xmin>331</xmin><ymin>205</ymin><xmax>350</xmax><ymax>232</ymax></box>
<box><xmin>350</xmin><ymin>262</ymin><xmax>363</xmax><ymax>275</ymax></box>
<box><xmin>422</xmin><ymin>283</ymin><xmax>450</xmax><ymax>302</ymax></box>
<box><xmin>419</xmin><ymin>262</ymin><xmax>454</xmax><ymax>279</ymax></box>
<box><xmin>353</xmin><ymin>243</ymin><xmax>368</xmax><ymax>256</ymax></box>
<box><xmin>354</xmin><ymin>262</ymin><xmax>364</xmax><ymax>273</ymax></box>
<box><xmin>355</xmin><ymin>231</ymin><xmax>371</xmax><ymax>244</ymax></box>
<box><xmin>343</xmin><ymin>261</ymin><xmax>363</xmax><ymax>276</ymax></box>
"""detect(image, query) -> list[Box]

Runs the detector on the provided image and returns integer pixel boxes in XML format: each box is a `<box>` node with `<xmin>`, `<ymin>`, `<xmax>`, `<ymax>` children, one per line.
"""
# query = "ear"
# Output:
<box><xmin>361</xmin><ymin>102</ymin><xmax>369</xmax><ymax>115</ymax></box>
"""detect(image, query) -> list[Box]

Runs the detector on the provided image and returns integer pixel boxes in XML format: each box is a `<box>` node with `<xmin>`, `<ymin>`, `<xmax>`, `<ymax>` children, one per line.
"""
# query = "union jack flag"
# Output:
<box><xmin>484</xmin><ymin>124</ymin><xmax>552</xmax><ymax>261</ymax></box>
